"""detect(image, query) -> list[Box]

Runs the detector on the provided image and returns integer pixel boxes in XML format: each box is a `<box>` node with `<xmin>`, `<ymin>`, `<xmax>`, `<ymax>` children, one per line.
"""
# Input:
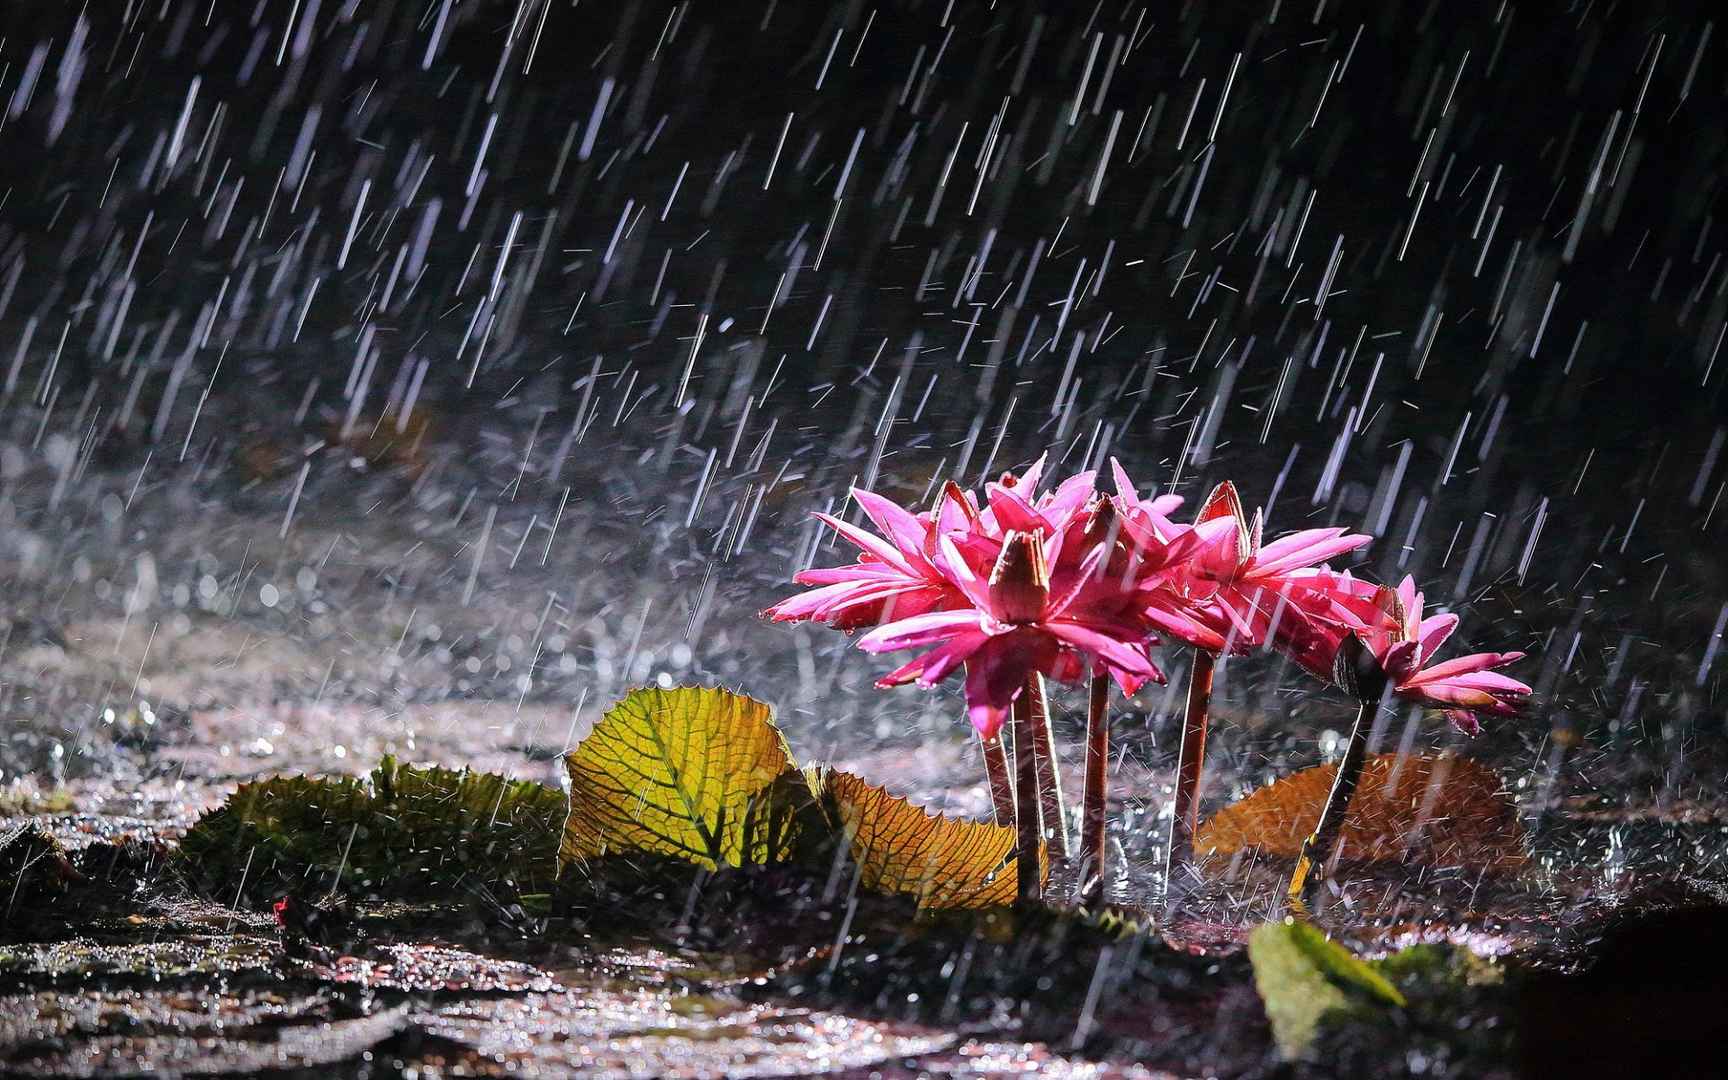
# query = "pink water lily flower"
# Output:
<box><xmin>941</xmin><ymin>455</ymin><xmax>1098</xmax><ymax>550</ymax></box>
<box><xmin>767</xmin><ymin>464</ymin><xmax>1176</xmax><ymax>737</ymax></box>
<box><xmin>762</xmin><ymin>487</ymin><xmax>961</xmax><ymax>631</ymax></box>
<box><xmin>1298</xmin><ymin>576</ymin><xmax>1532</xmax><ymax>734</ymax></box>
<box><xmin>858</xmin><ymin>527</ymin><xmax>1164</xmax><ymax>738</ymax></box>
<box><xmin>1108</xmin><ymin>458</ymin><xmax>1187</xmax><ymax>537</ymax></box>
<box><xmin>764</xmin><ymin>458</ymin><xmax>1105</xmax><ymax>629</ymax></box>
<box><xmin>1143</xmin><ymin>479</ymin><xmax>1374</xmax><ymax>655</ymax></box>
<box><xmin>1367</xmin><ymin>576</ymin><xmax>1531</xmax><ymax>734</ymax></box>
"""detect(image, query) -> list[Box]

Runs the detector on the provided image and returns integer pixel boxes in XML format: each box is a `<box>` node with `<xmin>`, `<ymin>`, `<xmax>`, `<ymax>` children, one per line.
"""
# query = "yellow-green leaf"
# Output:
<box><xmin>818</xmin><ymin>769</ymin><xmax>1032</xmax><ymax>909</ymax></box>
<box><xmin>559</xmin><ymin>686</ymin><xmax>813</xmax><ymax>872</ymax></box>
<box><xmin>1249</xmin><ymin>920</ymin><xmax>1406</xmax><ymax>1060</ymax></box>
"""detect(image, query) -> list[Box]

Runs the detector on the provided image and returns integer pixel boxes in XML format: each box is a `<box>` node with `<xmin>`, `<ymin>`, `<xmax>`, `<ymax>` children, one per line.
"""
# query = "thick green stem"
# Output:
<box><xmin>1287</xmin><ymin>698</ymin><xmax>1375</xmax><ymax>904</ymax></box>
<box><xmin>1011</xmin><ymin>684</ymin><xmax>1044</xmax><ymax>900</ymax></box>
<box><xmin>1026</xmin><ymin>674</ymin><xmax>1068</xmax><ymax>860</ymax></box>
<box><xmin>1165</xmin><ymin>649</ymin><xmax>1217</xmax><ymax>880</ymax></box>
<box><xmin>1080</xmin><ymin>673</ymin><xmax>1110</xmax><ymax>897</ymax></box>
<box><xmin>979</xmin><ymin>729</ymin><xmax>1015</xmax><ymax>826</ymax></box>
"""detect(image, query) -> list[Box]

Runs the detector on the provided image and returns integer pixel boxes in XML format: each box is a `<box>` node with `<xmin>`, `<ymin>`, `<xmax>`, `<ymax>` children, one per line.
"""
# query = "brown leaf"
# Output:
<box><xmin>820</xmin><ymin>769</ymin><xmax>1033</xmax><ymax>909</ymax></box>
<box><xmin>1196</xmin><ymin>753</ymin><xmax>1527</xmax><ymax>870</ymax></box>
<box><xmin>331</xmin><ymin>408</ymin><xmax>434</xmax><ymax>475</ymax></box>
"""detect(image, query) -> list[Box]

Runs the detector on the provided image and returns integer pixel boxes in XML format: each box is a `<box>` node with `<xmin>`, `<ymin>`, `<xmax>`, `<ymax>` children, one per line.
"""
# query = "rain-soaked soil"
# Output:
<box><xmin>4</xmin><ymin>0</ymin><xmax>1728</xmax><ymax>1075</ymax></box>
<box><xmin>5</xmin><ymin>667</ymin><xmax>1726</xmax><ymax>1077</ymax></box>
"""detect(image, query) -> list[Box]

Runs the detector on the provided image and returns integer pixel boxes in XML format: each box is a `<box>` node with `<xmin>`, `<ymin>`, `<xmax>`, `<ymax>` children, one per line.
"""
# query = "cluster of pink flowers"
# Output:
<box><xmin>767</xmin><ymin>457</ymin><xmax>1530</xmax><ymax>737</ymax></box>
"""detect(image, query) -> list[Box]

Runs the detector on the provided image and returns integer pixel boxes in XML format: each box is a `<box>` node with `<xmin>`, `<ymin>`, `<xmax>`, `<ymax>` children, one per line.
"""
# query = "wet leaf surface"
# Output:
<box><xmin>561</xmin><ymin>686</ymin><xmax>813</xmax><ymax>871</ymax></box>
<box><xmin>1248</xmin><ymin>920</ymin><xmax>1404</xmax><ymax>1059</ymax></box>
<box><xmin>559</xmin><ymin>689</ymin><xmax>1035</xmax><ymax>910</ymax></box>
<box><xmin>1196</xmin><ymin>753</ymin><xmax>1528</xmax><ymax>871</ymax></box>
<box><xmin>822</xmin><ymin>767</ymin><xmax>1027</xmax><ymax>909</ymax></box>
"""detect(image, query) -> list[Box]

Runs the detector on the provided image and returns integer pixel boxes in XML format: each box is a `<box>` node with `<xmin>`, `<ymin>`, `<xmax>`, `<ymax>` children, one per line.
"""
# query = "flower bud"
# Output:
<box><xmin>988</xmin><ymin>530</ymin><xmax>1049</xmax><ymax>623</ymax></box>
<box><xmin>942</xmin><ymin>481</ymin><xmax>981</xmax><ymax>528</ymax></box>
<box><xmin>1332</xmin><ymin>632</ymin><xmax>1391</xmax><ymax>703</ymax></box>
<box><xmin>1084</xmin><ymin>495</ymin><xmax>1136</xmax><ymax>581</ymax></box>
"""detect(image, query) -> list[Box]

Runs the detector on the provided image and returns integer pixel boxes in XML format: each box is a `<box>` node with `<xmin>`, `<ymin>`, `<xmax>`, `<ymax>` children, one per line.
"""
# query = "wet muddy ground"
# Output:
<box><xmin>5</xmin><ymin>788</ymin><xmax>1727</xmax><ymax>1077</ymax></box>
<box><xmin>4</xmin><ymin>593</ymin><xmax>1727</xmax><ymax>1078</ymax></box>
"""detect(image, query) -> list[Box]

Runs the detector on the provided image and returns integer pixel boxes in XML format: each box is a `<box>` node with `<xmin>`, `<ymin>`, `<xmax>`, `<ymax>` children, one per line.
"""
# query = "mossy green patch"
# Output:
<box><xmin>177</xmin><ymin>756</ymin><xmax>566</xmax><ymax>902</ymax></box>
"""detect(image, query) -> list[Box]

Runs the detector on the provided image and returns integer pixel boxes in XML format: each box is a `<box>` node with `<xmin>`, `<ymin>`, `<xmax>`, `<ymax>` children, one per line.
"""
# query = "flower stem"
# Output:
<box><xmin>1165</xmin><ymin>649</ymin><xmax>1216</xmax><ymax>879</ymax></box>
<box><xmin>1026</xmin><ymin>674</ymin><xmax>1069</xmax><ymax>861</ymax></box>
<box><xmin>1080</xmin><ymin>673</ymin><xmax>1110</xmax><ymax>898</ymax></box>
<box><xmin>1286</xmin><ymin>697</ymin><xmax>1374</xmax><ymax>905</ymax></box>
<box><xmin>1011</xmin><ymin>682</ymin><xmax>1044</xmax><ymax>901</ymax></box>
<box><xmin>979</xmin><ymin>730</ymin><xmax>1015</xmax><ymax>826</ymax></box>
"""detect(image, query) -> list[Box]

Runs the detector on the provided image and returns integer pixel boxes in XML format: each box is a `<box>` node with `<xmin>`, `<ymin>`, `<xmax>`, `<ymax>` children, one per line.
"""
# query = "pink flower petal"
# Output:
<box><xmin>822</xmin><ymin>583</ymin><xmax>941</xmax><ymax>626</ymax></box>
<box><xmin>967</xmin><ymin>701</ymin><xmax>1008</xmax><ymax>738</ymax></box>
<box><xmin>857</xmin><ymin>609</ymin><xmax>985</xmax><ymax>653</ymax></box>
<box><xmin>1381</xmin><ymin>639</ymin><xmax>1422</xmax><ymax>685</ymax></box>
<box><xmin>813</xmin><ymin>512</ymin><xmax>916</xmax><ymax>576</ymax></box>
<box><xmin>963</xmin><ymin>639</ymin><xmax>1039</xmax><ymax>737</ymax></box>
<box><xmin>936</xmin><ymin>534</ymin><xmax>996</xmax><ymax>613</ymax></box>
<box><xmin>874</xmin><ymin>631</ymin><xmax>988</xmax><ymax>688</ymax></box>
<box><xmin>1404</xmin><ymin>650</ymin><xmax>1525</xmax><ymax>685</ymax></box>
<box><xmin>1415</xmin><ymin>613</ymin><xmax>1459</xmax><ymax>662</ymax></box>
<box><xmin>1008</xmin><ymin>454</ymin><xmax>1048</xmax><ymax>497</ymax></box>
<box><xmin>1249</xmin><ymin>530</ymin><xmax>1372</xmax><ymax>578</ymax></box>
<box><xmin>763</xmin><ymin>580</ymin><xmax>904</xmax><ymax>622</ymax></box>
<box><xmin>1037</xmin><ymin>471</ymin><xmax>1098</xmax><ymax>528</ymax></box>
<box><xmin>985</xmin><ymin>483</ymin><xmax>1047</xmax><ymax>535</ymax></box>
<box><xmin>1415</xmin><ymin>670</ymin><xmax>1533</xmax><ymax>695</ymax></box>
<box><xmin>1110</xmin><ymin>458</ymin><xmax>1139</xmax><ymax>503</ymax></box>
<box><xmin>794</xmin><ymin>564</ymin><xmax>909</xmax><ymax>585</ymax></box>
<box><xmin>1398</xmin><ymin>682</ymin><xmax>1522</xmax><ymax>713</ymax></box>
<box><xmin>1140</xmin><ymin>600</ymin><xmax>1229</xmax><ymax>652</ymax></box>
<box><xmin>849</xmin><ymin>488</ymin><xmax>930</xmax><ymax>565</ymax></box>
<box><xmin>1150</xmin><ymin>493</ymin><xmax>1185</xmax><ymax>517</ymax></box>
<box><xmin>1162</xmin><ymin>516</ymin><xmax>1240</xmax><ymax>571</ymax></box>
<box><xmin>1109</xmin><ymin>663</ymin><xmax>1152</xmax><ymax>696</ymax></box>
<box><xmin>1044</xmin><ymin>620</ymin><xmax>1162</xmax><ymax>681</ymax></box>
<box><xmin>1394</xmin><ymin>576</ymin><xmax>1423</xmax><ymax>638</ymax></box>
<box><xmin>1444</xmin><ymin>709</ymin><xmax>1482</xmax><ymax>736</ymax></box>
<box><xmin>1047</xmin><ymin>542</ymin><xmax>1109</xmax><ymax>618</ymax></box>
<box><xmin>936</xmin><ymin>485</ymin><xmax>980</xmax><ymax>534</ymax></box>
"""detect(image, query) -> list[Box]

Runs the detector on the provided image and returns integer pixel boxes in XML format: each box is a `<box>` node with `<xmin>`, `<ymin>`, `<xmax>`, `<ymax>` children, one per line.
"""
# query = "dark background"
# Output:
<box><xmin>0</xmin><ymin>0</ymin><xmax>1723</xmax><ymax>830</ymax></box>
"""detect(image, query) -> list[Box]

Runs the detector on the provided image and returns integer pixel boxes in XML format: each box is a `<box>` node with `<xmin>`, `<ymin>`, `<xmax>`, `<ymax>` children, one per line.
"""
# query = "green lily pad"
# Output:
<box><xmin>1248</xmin><ymin>919</ymin><xmax>1405</xmax><ymax>1059</ymax></box>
